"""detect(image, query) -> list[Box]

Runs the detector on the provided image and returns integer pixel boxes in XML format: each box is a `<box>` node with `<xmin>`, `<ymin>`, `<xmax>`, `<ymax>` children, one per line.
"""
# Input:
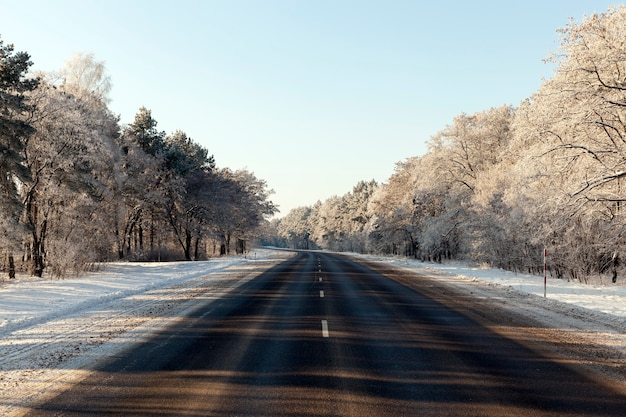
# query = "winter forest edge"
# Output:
<box><xmin>263</xmin><ymin>6</ymin><xmax>626</xmax><ymax>285</ymax></box>
<box><xmin>1</xmin><ymin>46</ymin><xmax>277</xmax><ymax>278</ymax></box>
<box><xmin>3</xmin><ymin>6</ymin><xmax>626</xmax><ymax>285</ymax></box>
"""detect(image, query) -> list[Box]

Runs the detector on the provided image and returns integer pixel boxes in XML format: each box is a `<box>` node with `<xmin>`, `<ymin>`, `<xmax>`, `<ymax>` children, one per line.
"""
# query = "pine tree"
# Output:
<box><xmin>0</xmin><ymin>36</ymin><xmax>38</xmax><ymax>278</ymax></box>
<box><xmin>125</xmin><ymin>107</ymin><xmax>165</xmax><ymax>156</ymax></box>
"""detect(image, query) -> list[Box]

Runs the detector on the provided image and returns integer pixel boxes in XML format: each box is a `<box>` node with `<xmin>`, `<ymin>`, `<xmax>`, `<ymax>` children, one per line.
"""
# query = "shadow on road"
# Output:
<box><xmin>23</xmin><ymin>252</ymin><xmax>626</xmax><ymax>416</ymax></box>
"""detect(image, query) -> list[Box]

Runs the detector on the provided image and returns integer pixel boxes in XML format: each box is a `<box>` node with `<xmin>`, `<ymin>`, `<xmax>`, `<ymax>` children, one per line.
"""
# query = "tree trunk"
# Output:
<box><xmin>184</xmin><ymin>230</ymin><xmax>192</xmax><ymax>261</ymax></box>
<box><xmin>237</xmin><ymin>239</ymin><xmax>246</xmax><ymax>254</ymax></box>
<box><xmin>8</xmin><ymin>254</ymin><xmax>16</xmax><ymax>279</ymax></box>
<box><xmin>138</xmin><ymin>223</ymin><xmax>144</xmax><ymax>252</ymax></box>
<box><xmin>149</xmin><ymin>217</ymin><xmax>155</xmax><ymax>253</ymax></box>
<box><xmin>24</xmin><ymin>190</ymin><xmax>46</xmax><ymax>277</ymax></box>
<box><xmin>193</xmin><ymin>237</ymin><xmax>201</xmax><ymax>261</ymax></box>
<box><xmin>31</xmin><ymin>218</ymin><xmax>47</xmax><ymax>278</ymax></box>
<box><xmin>220</xmin><ymin>234</ymin><xmax>227</xmax><ymax>256</ymax></box>
<box><xmin>115</xmin><ymin>224</ymin><xmax>124</xmax><ymax>259</ymax></box>
<box><xmin>122</xmin><ymin>208</ymin><xmax>142</xmax><ymax>260</ymax></box>
<box><xmin>126</xmin><ymin>232</ymin><xmax>132</xmax><ymax>259</ymax></box>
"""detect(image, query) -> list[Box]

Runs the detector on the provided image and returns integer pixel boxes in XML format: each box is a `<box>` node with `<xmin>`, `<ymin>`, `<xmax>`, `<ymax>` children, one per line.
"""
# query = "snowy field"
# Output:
<box><xmin>1</xmin><ymin>249</ymin><xmax>626</xmax><ymax>415</ymax></box>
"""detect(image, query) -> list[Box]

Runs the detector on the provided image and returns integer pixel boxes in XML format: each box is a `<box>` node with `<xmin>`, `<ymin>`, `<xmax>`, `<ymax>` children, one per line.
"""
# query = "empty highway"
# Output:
<box><xmin>25</xmin><ymin>251</ymin><xmax>626</xmax><ymax>416</ymax></box>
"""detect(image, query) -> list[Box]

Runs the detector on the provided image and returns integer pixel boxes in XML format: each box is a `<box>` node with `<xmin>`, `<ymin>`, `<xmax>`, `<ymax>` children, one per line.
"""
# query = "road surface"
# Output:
<box><xmin>25</xmin><ymin>251</ymin><xmax>626</xmax><ymax>416</ymax></box>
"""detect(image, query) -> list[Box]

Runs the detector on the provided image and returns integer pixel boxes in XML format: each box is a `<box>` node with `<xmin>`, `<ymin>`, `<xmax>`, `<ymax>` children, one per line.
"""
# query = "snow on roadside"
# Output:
<box><xmin>352</xmin><ymin>253</ymin><xmax>626</xmax><ymax>384</ymax></box>
<box><xmin>356</xmin><ymin>254</ymin><xmax>626</xmax><ymax>320</ymax></box>
<box><xmin>0</xmin><ymin>248</ymin><xmax>293</xmax><ymax>417</ymax></box>
<box><xmin>1</xmin><ymin>256</ymin><xmax>241</xmax><ymax>336</ymax></box>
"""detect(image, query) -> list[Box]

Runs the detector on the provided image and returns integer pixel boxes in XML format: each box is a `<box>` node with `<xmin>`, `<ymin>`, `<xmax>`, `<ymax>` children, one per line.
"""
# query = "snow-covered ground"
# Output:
<box><xmin>357</xmin><ymin>254</ymin><xmax>626</xmax><ymax>318</ymax></box>
<box><xmin>0</xmin><ymin>249</ymin><xmax>294</xmax><ymax>416</ymax></box>
<box><xmin>1</xmin><ymin>249</ymin><xmax>625</xmax><ymax>415</ymax></box>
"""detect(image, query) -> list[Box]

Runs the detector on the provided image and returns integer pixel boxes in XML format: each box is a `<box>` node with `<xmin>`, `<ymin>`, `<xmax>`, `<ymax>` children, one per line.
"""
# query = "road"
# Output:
<box><xmin>25</xmin><ymin>251</ymin><xmax>626</xmax><ymax>416</ymax></box>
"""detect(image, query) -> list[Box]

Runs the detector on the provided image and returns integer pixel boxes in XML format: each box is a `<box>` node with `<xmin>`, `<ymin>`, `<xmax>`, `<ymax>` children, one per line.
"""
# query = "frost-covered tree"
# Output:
<box><xmin>367</xmin><ymin>158</ymin><xmax>422</xmax><ymax>256</ymax></box>
<box><xmin>430</xmin><ymin>106</ymin><xmax>513</xmax><ymax>193</ymax></box>
<box><xmin>277</xmin><ymin>206</ymin><xmax>315</xmax><ymax>249</ymax></box>
<box><xmin>449</xmin><ymin>107</ymin><xmax>514</xmax><ymax>259</ymax></box>
<box><xmin>111</xmin><ymin>127</ymin><xmax>163</xmax><ymax>259</ymax></box>
<box><xmin>0</xmin><ymin>37</ymin><xmax>38</xmax><ymax>277</ymax></box>
<box><xmin>411</xmin><ymin>152</ymin><xmax>460</xmax><ymax>261</ymax></box>
<box><xmin>228</xmin><ymin>169</ymin><xmax>277</xmax><ymax>253</ymax></box>
<box><xmin>510</xmin><ymin>6</ymin><xmax>626</xmax><ymax>280</ymax></box>
<box><xmin>159</xmin><ymin>130</ymin><xmax>215</xmax><ymax>260</ymax></box>
<box><xmin>57</xmin><ymin>52</ymin><xmax>111</xmax><ymax>103</ymax></box>
<box><xmin>116</xmin><ymin>113</ymin><xmax>276</xmax><ymax>261</ymax></box>
<box><xmin>111</xmin><ymin>108</ymin><xmax>173</xmax><ymax>260</ymax></box>
<box><xmin>0</xmin><ymin>43</ymin><xmax>282</xmax><ymax>274</ymax></box>
<box><xmin>409</xmin><ymin>106</ymin><xmax>514</xmax><ymax>262</ymax></box>
<box><xmin>274</xmin><ymin>106</ymin><xmax>513</xmax><ymax>261</ymax></box>
<box><xmin>207</xmin><ymin>168</ymin><xmax>276</xmax><ymax>256</ymax></box>
<box><xmin>339</xmin><ymin>180</ymin><xmax>377</xmax><ymax>252</ymax></box>
<box><xmin>267</xmin><ymin>6</ymin><xmax>626</xmax><ymax>283</ymax></box>
<box><xmin>22</xmin><ymin>64</ymin><xmax>118</xmax><ymax>276</ymax></box>
<box><xmin>314</xmin><ymin>195</ymin><xmax>349</xmax><ymax>251</ymax></box>
<box><xmin>299</xmin><ymin>180</ymin><xmax>377</xmax><ymax>253</ymax></box>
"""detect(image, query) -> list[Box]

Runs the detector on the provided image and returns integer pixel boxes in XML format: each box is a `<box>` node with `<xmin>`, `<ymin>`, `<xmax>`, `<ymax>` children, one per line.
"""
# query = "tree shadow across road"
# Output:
<box><xmin>23</xmin><ymin>252</ymin><xmax>626</xmax><ymax>416</ymax></box>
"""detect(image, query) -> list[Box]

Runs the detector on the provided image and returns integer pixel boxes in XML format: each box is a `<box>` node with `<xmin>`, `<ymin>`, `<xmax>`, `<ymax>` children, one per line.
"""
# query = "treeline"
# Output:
<box><xmin>1</xmin><ymin>45</ymin><xmax>276</xmax><ymax>278</ymax></box>
<box><xmin>265</xmin><ymin>6</ymin><xmax>626</xmax><ymax>284</ymax></box>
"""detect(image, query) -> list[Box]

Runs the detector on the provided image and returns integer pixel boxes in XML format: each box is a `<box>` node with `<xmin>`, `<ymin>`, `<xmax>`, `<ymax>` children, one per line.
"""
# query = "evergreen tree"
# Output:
<box><xmin>125</xmin><ymin>107</ymin><xmax>165</xmax><ymax>156</ymax></box>
<box><xmin>0</xmin><ymin>36</ymin><xmax>38</xmax><ymax>278</ymax></box>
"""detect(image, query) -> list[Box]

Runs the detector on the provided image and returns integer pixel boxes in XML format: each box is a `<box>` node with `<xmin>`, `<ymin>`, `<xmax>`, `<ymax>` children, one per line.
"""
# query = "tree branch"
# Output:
<box><xmin>571</xmin><ymin>170</ymin><xmax>626</xmax><ymax>197</ymax></box>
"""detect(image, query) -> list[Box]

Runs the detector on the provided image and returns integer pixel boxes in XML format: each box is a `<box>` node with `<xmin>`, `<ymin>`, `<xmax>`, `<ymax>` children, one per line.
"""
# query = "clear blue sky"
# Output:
<box><xmin>1</xmin><ymin>1</ymin><xmax>620</xmax><ymax>216</ymax></box>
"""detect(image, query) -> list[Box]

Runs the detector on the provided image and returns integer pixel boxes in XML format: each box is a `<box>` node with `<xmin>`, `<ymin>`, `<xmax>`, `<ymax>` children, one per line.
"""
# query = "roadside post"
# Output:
<box><xmin>543</xmin><ymin>248</ymin><xmax>548</xmax><ymax>298</ymax></box>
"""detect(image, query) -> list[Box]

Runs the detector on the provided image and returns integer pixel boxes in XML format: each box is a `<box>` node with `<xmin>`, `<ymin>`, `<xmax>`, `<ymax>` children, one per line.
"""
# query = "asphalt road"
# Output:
<box><xmin>25</xmin><ymin>251</ymin><xmax>626</xmax><ymax>416</ymax></box>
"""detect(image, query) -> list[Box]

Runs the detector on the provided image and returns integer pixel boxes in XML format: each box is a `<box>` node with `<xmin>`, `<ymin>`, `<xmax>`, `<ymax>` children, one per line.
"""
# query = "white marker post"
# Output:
<box><xmin>543</xmin><ymin>248</ymin><xmax>548</xmax><ymax>298</ymax></box>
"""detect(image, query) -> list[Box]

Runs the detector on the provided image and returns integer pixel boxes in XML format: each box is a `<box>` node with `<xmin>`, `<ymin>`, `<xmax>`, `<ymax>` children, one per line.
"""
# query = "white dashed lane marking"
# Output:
<box><xmin>321</xmin><ymin>320</ymin><xmax>329</xmax><ymax>338</ymax></box>
<box><xmin>318</xmin><ymin>261</ymin><xmax>328</xmax><ymax>338</ymax></box>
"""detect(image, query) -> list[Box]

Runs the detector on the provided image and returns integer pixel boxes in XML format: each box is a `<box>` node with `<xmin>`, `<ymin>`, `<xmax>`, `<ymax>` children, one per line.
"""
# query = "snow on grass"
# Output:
<box><xmin>0</xmin><ymin>250</ymin><xmax>288</xmax><ymax>336</ymax></box>
<box><xmin>1</xmin><ymin>257</ymin><xmax>237</xmax><ymax>335</ymax></box>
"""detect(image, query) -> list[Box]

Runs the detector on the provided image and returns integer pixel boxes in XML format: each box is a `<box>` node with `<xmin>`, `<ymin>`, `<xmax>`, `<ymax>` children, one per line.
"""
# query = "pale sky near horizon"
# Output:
<box><xmin>1</xmin><ymin>1</ymin><xmax>621</xmax><ymax>216</ymax></box>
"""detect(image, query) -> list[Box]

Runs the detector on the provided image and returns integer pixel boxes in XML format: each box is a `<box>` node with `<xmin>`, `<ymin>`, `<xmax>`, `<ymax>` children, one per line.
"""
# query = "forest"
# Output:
<box><xmin>1</xmin><ymin>45</ymin><xmax>276</xmax><ymax>278</ymax></box>
<box><xmin>265</xmin><ymin>6</ymin><xmax>626</xmax><ymax>284</ymax></box>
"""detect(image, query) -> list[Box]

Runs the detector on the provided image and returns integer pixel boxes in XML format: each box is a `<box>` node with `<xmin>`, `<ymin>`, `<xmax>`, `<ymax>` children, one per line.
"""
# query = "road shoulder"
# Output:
<box><xmin>350</xmin><ymin>255</ymin><xmax>626</xmax><ymax>391</ymax></box>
